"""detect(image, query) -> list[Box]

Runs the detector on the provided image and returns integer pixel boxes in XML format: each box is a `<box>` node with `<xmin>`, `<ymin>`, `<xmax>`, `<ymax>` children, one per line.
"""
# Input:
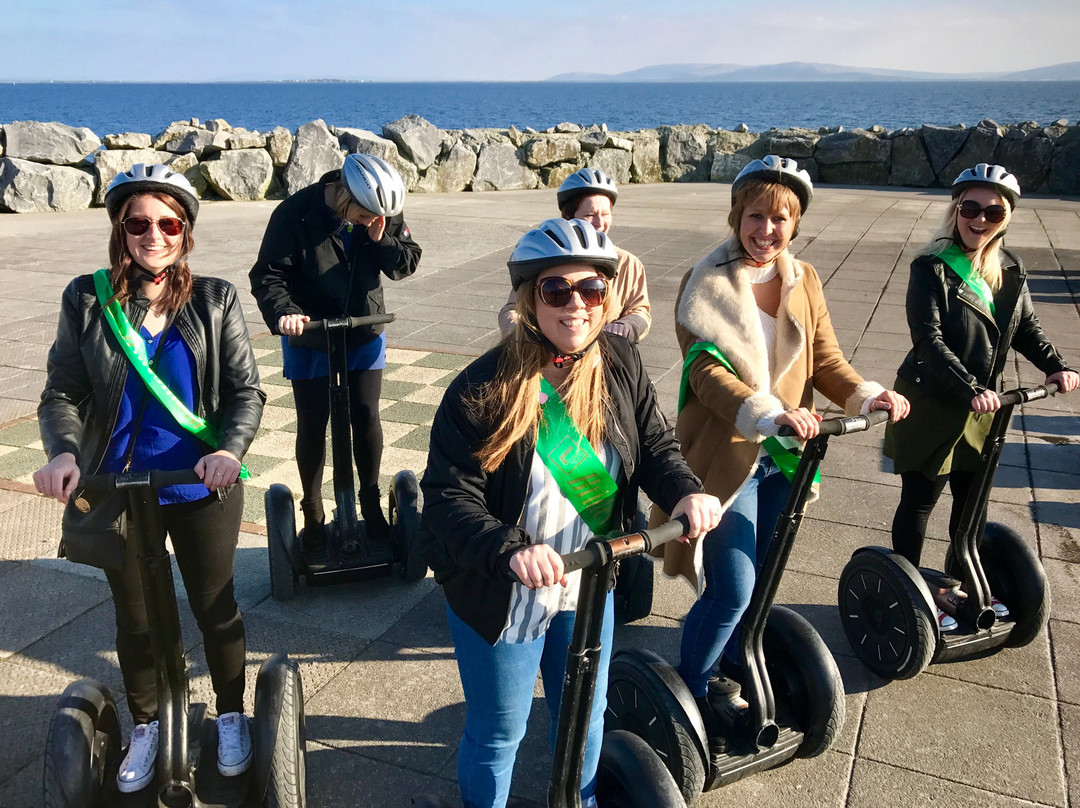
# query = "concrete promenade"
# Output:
<box><xmin>0</xmin><ymin>182</ymin><xmax>1078</xmax><ymax>807</ymax></box>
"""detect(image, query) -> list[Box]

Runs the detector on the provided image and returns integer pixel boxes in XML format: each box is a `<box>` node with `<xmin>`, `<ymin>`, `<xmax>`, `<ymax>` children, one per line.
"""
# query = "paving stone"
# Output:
<box><xmin>847</xmin><ymin>758</ymin><xmax>1053</xmax><ymax>807</ymax></box>
<box><xmin>1044</xmin><ymin>557</ymin><xmax>1080</xmax><ymax>626</ymax></box>
<box><xmin>0</xmin><ymin>660</ymin><xmax>81</xmax><ymax>786</ymax></box>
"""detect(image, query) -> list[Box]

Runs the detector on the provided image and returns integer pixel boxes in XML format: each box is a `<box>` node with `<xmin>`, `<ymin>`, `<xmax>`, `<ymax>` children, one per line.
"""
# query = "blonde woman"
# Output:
<box><xmin>421</xmin><ymin>218</ymin><xmax>720</xmax><ymax>808</ymax></box>
<box><xmin>884</xmin><ymin>164</ymin><xmax>1077</xmax><ymax>629</ymax></box>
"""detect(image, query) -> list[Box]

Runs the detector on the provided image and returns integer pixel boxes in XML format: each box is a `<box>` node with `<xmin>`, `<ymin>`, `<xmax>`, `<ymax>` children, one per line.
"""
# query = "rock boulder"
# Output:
<box><xmin>586</xmin><ymin>148</ymin><xmax>632</xmax><ymax>185</ymax></box>
<box><xmin>382</xmin><ymin>115</ymin><xmax>441</xmax><ymax>171</ymax></box>
<box><xmin>522</xmin><ymin>136</ymin><xmax>581</xmax><ymax>168</ymax></box>
<box><xmin>267</xmin><ymin>127</ymin><xmax>293</xmax><ymax>167</ymax></box>
<box><xmin>660</xmin><ymin>125</ymin><xmax>710</xmax><ymax>181</ymax></box>
<box><xmin>888</xmin><ymin>132</ymin><xmax>936</xmax><ymax>187</ymax></box>
<box><xmin>921</xmin><ymin>125</ymin><xmax>969</xmax><ymax>179</ymax></box>
<box><xmin>628</xmin><ymin>134</ymin><xmax>662</xmax><ymax>184</ymax></box>
<box><xmin>939</xmin><ymin>121</ymin><xmax>1002</xmax><ymax>185</ymax></box>
<box><xmin>4</xmin><ymin>121</ymin><xmax>101</xmax><ymax>165</ymax></box>
<box><xmin>472</xmin><ymin>142</ymin><xmax>540</xmax><ymax>191</ymax></box>
<box><xmin>994</xmin><ymin>134</ymin><xmax>1054</xmax><ymax>192</ymax></box>
<box><xmin>104</xmin><ymin>132</ymin><xmax>152</xmax><ymax>150</ymax></box>
<box><xmin>0</xmin><ymin>157</ymin><xmax>94</xmax><ymax>212</ymax></box>
<box><xmin>200</xmin><ymin>149</ymin><xmax>274</xmax><ymax>201</ymax></box>
<box><xmin>283</xmin><ymin>120</ymin><xmax>344</xmax><ymax>196</ymax></box>
<box><xmin>92</xmin><ymin>148</ymin><xmax>175</xmax><ymax>205</ymax></box>
<box><xmin>415</xmin><ymin>142</ymin><xmax>477</xmax><ymax>193</ymax></box>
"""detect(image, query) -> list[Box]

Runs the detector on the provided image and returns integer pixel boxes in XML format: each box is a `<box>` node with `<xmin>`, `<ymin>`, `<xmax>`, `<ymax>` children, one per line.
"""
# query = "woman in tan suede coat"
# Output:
<box><xmin>653</xmin><ymin>157</ymin><xmax>908</xmax><ymax>736</ymax></box>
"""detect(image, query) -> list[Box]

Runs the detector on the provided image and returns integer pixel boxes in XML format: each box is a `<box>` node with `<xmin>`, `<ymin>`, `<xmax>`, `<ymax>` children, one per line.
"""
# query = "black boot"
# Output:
<box><xmin>299</xmin><ymin>499</ymin><xmax>327</xmax><ymax>552</ymax></box>
<box><xmin>359</xmin><ymin>487</ymin><xmax>391</xmax><ymax>543</ymax></box>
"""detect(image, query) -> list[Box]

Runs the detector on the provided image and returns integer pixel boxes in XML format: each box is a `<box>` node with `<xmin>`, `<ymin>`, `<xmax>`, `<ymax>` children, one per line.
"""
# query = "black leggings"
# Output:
<box><xmin>290</xmin><ymin>368</ymin><xmax>384</xmax><ymax>501</ymax></box>
<box><xmin>891</xmin><ymin>470</ymin><xmax>979</xmax><ymax>568</ymax></box>
<box><xmin>105</xmin><ymin>489</ymin><xmax>246</xmax><ymax>723</ymax></box>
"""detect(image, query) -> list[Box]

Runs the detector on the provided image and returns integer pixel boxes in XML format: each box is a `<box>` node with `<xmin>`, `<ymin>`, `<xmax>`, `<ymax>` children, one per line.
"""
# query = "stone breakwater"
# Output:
<box><xmin>1</xmin><ymin>114</ymin><xmax>1078</xmax><ymax>213</ymax></box>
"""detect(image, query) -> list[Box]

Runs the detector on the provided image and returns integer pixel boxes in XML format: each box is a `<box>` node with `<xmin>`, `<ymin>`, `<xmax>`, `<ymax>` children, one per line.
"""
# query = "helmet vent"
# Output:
<box><xmin>571</xmin><ymin>223</ymin><xmax>588</xmax><ymax>247</ymax></box>
<box><xmin>543</xmin><ymin>228</ymin><xmax>567</xmax><ymax>249</ymax></box>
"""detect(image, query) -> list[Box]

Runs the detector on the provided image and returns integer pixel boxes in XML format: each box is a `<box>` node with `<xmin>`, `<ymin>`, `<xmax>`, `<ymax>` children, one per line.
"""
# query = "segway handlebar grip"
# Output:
<box><xmin>996</xmin><ymin>382</ymin><xmax>1059</xmax><ymax>408</ymax></box>
<box><xmin>303</xmin><ymin>313</ymin><xmax>396</xmax><ymax>333</ymax></box>
<box><xmin>76</xmin><ymin>469</ymin><xmax>204</xmax><ymax>491</ymax></box>
<box><xmin>544</xmin><ymin>516</ymin><xmax>692</xmax><ymax>579</ymax></box>
<box><xmin>776</xmin><ymin>408</ymin><xmax>890</xmax><ymax>438</ymax></box>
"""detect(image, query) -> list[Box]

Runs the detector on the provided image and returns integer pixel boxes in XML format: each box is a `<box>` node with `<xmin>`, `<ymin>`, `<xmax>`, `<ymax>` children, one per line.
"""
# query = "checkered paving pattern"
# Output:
<box><xmin>0</xmin><ymin>335</ymin><xmax>476</xmax><ymax>527</ymax></box>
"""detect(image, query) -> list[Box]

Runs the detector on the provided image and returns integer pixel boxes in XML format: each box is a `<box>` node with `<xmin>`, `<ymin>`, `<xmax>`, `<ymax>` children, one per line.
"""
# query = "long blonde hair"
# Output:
<box><xmin>919</xmin><ymin>192</ymin><xmax>1012</xmax><ymax>293</ymax></box>
<box><xmin>470</xmin><ymin>274</ymin><xmax>614</xmax><ymax>472</ymax></box>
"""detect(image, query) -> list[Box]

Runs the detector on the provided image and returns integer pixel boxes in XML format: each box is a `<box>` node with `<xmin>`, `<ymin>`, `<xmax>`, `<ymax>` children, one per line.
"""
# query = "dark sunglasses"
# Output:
<box><xmin>537</xmin><ymin>276</ymin><xmax>608</xmax><ymax>308</ymax></box>
<box><xmin>121</xmin><ymin>216</ymin><xmax>186</xmax><ymax>237</ymax></box>
<box><xmin>958</xmin><ymin>200</ymin><xmax>1007</xmax><ymax>224</ymax></box>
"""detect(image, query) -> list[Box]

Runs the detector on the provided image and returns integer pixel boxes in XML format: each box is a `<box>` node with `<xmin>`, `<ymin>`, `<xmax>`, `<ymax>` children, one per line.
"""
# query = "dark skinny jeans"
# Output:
<box><xmin>891</xmin><ymin>470</ymin><xmax>979</xmax><ymax>568</ymax></box>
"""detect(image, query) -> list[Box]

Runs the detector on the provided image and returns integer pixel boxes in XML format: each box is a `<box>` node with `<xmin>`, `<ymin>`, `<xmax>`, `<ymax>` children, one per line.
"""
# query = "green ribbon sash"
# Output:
<box><xmin>93</xmin><ymin>269</ymin><xmax>250</xmax><ymax>480</ymax></box>
<box><xmin>679</xmin><ymin>341</ymin><xmax>819</xmax><ymax>487</ymax></box>
<box><xmin>536</xmin><ymin>378</ymin><xmax>619</xmax><ymax>534</ymax></box>
<box><xmin>938</xmin><ymin>243</ymin><xmax>996</xmax><ymax>316</ymax></box>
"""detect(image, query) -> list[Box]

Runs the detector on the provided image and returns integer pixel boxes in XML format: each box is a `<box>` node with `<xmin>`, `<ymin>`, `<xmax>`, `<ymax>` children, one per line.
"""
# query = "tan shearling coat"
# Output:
<box><xmin>653</xmin><ymin>238</ymin><xmax>884</xmax><ymax>593</ymax></box>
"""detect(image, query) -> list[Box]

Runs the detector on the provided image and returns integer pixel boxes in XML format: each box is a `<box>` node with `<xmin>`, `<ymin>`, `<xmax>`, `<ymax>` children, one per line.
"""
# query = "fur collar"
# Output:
<box><xmin>677</xmin><ymin>237</ymin><xmax>806</xmax><ymax>394</ymax></box>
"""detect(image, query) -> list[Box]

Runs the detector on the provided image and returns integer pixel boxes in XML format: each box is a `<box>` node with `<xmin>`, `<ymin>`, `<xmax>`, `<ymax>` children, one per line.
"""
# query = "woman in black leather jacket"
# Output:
<box><xmin>33</xmin><ymin>164</ymin><xmax>265</xmax><ymax>793</ymax></box>
<box><xmin>884</xmin><ymin>163</ymin><xmax>1077</xmax><ymax>631</ymax></box>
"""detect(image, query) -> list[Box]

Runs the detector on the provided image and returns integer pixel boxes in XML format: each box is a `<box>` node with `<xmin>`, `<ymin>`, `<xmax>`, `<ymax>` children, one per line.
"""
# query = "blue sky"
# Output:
<box><xmin>4</xmin><ymin>0</ymin><xmax>1077</xmax><ymax>81</ymax></box>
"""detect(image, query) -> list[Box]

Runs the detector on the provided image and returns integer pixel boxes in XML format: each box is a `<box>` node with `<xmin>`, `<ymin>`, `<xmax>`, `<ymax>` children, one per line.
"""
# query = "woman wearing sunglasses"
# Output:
<box><xmin>652</xmin><ymin>156</ymin><xmax>908</xmax><ymax>738</ymax></box>
<box><xmin>884</xmin><ymin>163</ymin><xmax>1077</xmax><ymax>630</ymax></box>
<box><xmin>420</xmin><ymin>218</ymin><xmax>720</xmax><ymax>808</ymax></box>
<box><xmin>34</xmin><ymin>164</ymin><xmax>265</xmax><ymax>792</ymax></box>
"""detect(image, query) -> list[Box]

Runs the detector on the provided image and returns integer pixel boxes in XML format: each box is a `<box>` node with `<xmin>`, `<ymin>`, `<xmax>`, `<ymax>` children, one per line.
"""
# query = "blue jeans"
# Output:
<box><xmin>447</xmin><ymin>591</ymin><xmax>614</xmax><ymax>808</ymax></box>
<box><xmin>678</xmin><ymin>456</ymin><xmax>791</xmax><ymax>697</ymax></box>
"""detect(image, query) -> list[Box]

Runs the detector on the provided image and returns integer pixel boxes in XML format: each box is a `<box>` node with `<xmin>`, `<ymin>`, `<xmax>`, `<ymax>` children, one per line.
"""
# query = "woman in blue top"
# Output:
<box><xmin>33</xmin><ymin>164</ymin><xmax>265</xmax><ymax>793</ymax></box>
<box><xmin>249</xmin><ymin>153</ymin><xmax>421</xmax><ymax>547</ymax></box>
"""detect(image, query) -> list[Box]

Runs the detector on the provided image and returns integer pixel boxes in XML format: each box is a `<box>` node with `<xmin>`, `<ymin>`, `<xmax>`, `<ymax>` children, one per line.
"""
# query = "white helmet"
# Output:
<box><xmin>951</xmin><ymin>163</ymin><xmax>1021</xmax><ymax>209</ymax></box>
<box><xmin>557</xmin><ymin>167</ymin><xmax>618</xmax><ymax>209</ymax></box>
<box><xmin>341</xmin><ymin>153</ymin><xmax>406</xmax><ymax>217</ymax></box>
<box><xmin>507</xmin><ymin>218</ymin><xmax>618</xmax><ymax>290</ymax></box>
<box><xmin>732</xmin><ymin>155</ymin><xmax>814</xmax><ymax>213</ymax></box>
<box><xmin>105</xmin><ymin>163</ymin><xmax>199</xmax><ymax>223</ymax></box>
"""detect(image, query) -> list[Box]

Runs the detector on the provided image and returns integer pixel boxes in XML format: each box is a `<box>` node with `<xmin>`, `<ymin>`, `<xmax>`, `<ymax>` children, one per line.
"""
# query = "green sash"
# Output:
<box><xmin>93</xmin><ymin>269</ymin><xmax>250</xmax><ymax>480</ymax></box>
<box><xmin>938</xmin><ymin>243</ymin><xmax>996</xmax><ymax>316</ymax></box>
<box><xmin>536</xmin><ymin>378</ymin><xmax>619</xmax><ymax>534</ymax></box>
<box><xmin>679</xmin><ymin>341</ymin><xmax>819</xmax><ymax>487</ymax></box>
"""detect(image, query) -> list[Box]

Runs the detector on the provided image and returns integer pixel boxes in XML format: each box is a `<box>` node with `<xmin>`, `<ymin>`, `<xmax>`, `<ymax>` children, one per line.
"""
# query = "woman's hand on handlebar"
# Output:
<box><xmin>510</xmin><ymin>544</ymin><xmax>567</xmax><ymax>590</ymax></box>
<box><xmin>277</xmin><ymin>313</ymin><xmax>310</xmax><ymax>337</ymax></box>
<box><xmin>868</xmin><ymin>389</ymin><xmax>911</xmax><ymax>422</ymax></box>
<box><xmin>33</xmin><ymin>452</ymin><xmax>80</xmax><ymax>504</ymax></box>
<box><xmin>775</xmin><ymin>407</ymin><xmax>822</xmax><ymax>439</ymax></box>
<box><xmin>971</xmin><ymin>389</ymin><xmax>1002</xmax><ymax>414</ymax></box>
<box><xmin>670</xmin><ymin>493</ymin><xmax>722</xmax><ymax>541</ymax></box>
<box><xmin>1048</xmin><ymin>370</ymin><xmax>1079</xmax><ymax>394</ymax></box>
<box><xmin>196</xmin><ymin>450</ymin><xmax>242</xmax><ymax>491</ymax></box>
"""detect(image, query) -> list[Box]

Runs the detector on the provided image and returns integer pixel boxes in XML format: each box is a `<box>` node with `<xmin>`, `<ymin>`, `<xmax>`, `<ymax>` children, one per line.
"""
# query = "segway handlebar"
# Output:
<box><xmin>776</xmin><ymin>407</ymin><xmax>890</xmax><ymax>438</ymax></box>
<box><xmin>993</xmin><ymin>382</ymin><xmax>1059</xmax><ymax>409</ymax></box>
<box><xmin>302</xmin><ymin>313</ymin><xmax>395</xmax><ymax>333</ymax></box>
<box><xmin>552</xmin><ymin>515</ymin><xmax>692</xmax><ymax>578</ymax></box>
<box><xmin>76</xmin><ymin>469</ymin><xmax>205</xmax><ymax>492</ymax></box>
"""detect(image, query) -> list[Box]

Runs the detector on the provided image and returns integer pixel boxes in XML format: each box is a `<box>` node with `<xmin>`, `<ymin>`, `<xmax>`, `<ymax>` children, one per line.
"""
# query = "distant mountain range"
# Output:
<box><xmin>547</xmin><ymin>61</ymin><xmax>1080</xmax><ymax>82</ymax></box>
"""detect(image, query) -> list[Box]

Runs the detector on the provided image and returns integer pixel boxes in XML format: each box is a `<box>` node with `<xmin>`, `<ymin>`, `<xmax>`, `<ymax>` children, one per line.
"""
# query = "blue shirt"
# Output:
<box><xmin>100</xmin><ymin>326</ymin><xmax>210</xmax><ymax>504</ymax></box>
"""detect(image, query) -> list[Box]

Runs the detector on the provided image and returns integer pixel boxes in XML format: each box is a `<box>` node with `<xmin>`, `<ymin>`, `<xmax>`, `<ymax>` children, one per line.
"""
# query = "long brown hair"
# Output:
<box><xmin>106</xmin><ymin>192</ymin><xmax>195</xmax><ymax>312</ymax></box>
<box><xmin>470</xmin><ymin>274</ymin><xmax>614</xmax><ymax>472</ymax></box>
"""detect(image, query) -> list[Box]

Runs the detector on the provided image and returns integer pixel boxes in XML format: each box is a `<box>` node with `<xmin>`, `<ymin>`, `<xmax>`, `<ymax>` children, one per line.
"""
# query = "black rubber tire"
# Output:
<box><xmin>43</xmin><ymin>679</ymin><xmax>122</xmax><ymax>808</ymax></box>
<box><xmin>390</xmin><ymin>470</ymin><xmax>428</xmax><ymax>583</ymax></box>
<box><xmin>838</xmin><ymin>550</ymin><xmax>935</xmax><ymax>680</ymax></box>
<box><xmin>266</xmin><ymin>485</ymin><xmax>298</xmax><ymax>602</ymax></box>
<box><xmin>980</xmin><ymin>523</ymin><xmax>1051</xmax><ymax>647</ymax></box>
<box><xmin>614</xmin><ymin>554</ymin><xmax>655</xmax><ymax>624</ymax></box>
<box><xmin>256</xmin><ymin>657</ymin><xmax>307</xmax><ymax>808</ymax></box>
<box><xmin>596</xmin><ymin>729</ymin><xmax>686</xmax><ymax>808</ymax></box>
<box><xmin>763</xmin><ymin>605</ymin><xmax>844</xmax><ymax>758</ymax></box>
<box><xmin>605</xmin><ymin>650</ymin><xmax>705</xmax><ymax>805</ymax></box>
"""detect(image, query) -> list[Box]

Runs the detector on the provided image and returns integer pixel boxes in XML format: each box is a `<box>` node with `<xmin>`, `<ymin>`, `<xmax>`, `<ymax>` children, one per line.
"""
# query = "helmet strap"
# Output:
<box><xmin>521</xmin><ymin>317</ymin><xmax>599</xmax><ymax>369</ymax></box>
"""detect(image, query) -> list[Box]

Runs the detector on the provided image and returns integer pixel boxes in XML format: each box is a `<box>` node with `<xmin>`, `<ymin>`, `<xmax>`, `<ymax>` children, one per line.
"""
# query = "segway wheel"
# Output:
<box><xmin>266</xmin><ymin>485</ymin><xmax>299</xmax><ymax>602</ymax></box>
<box><xmin>981</xmin><ymin>523</ymin><xmax>1051</xmax><ymax>647</ymax></box>
<box><xmin>43</xmin><ymin>678</ymin><xmax>122</xmax><ymax>808</ymax></box>
<box><xmin>596</xmin><ymin>729</ymin><xmax>686</xmax><ymax>808</ymax></box>
<box><xmin>838</xmin><ymin>549</ymin><xmax>935</xmax><ymax>680</ymax></box>
<box><xmin>390</xmin><ymin>470</ymin><xmax>427</xmax><ymax>583</ymax></box>
<box><xmin>613</xmin><ymin>554</ymin><xmax>654</xmax><ymax>623</ymax></box>
<box><xmin>605</xmin><ymin>649</ymin><xmax>706</xmax><ymax>805</ymax></box>
<box><xmin>253</xmin><ymin>654</ymin><xmax>307</xmax><ymax>808</ymax></box>
<box><xmin>763</xmin><ymin>605</ymin><xmax>844</xmax><ymax>758</ymax></box>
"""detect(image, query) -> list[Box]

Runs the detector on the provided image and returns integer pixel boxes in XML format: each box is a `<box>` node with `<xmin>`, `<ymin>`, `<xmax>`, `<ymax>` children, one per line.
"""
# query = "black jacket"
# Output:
<box><xmin>896</xmin><ymin>248</ymin><xmax>1070</xmax><ymax>405</ymax></box>
<box><xmin>420</xmin><ymin>336</ymin><xmax>703</xmax><ymax>644</ymax></box>
<box><xmin>248</xmin><ymin>169</ymin><xmax>421</xmax><ymax>349</ymax></box>
<box><xmin>39</xmin><ymin>275</ymin><xmax>266</xmax><ymax>474</ymax></box>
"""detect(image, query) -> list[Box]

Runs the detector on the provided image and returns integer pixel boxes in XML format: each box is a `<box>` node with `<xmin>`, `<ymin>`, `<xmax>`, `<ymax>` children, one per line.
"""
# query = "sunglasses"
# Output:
<box><xmin>537</xmin><ymin>276</ymin><xmax>608</xmax><ymax>308</ymax></box>
<box><xmin>958</xmin><ymin>200</ymin><xmax>1007</xmax><ymax>224</ymax></box>
<box><xmin>121</xmin><ymin>216</ymin><xmax>186</xmax><ymax>237</ymax></box>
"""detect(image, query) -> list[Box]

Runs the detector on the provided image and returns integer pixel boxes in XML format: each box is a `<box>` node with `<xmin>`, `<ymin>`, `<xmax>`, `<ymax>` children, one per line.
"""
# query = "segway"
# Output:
<box><xmin>604</xmin><ymin>410</ymin><xmax>890</xmax><ymax>805</ymax></box>
<box><xmin>838</xmin><ymin>383</ymin><xmax>1057</xmax><ymax>681</ymax></box>
<box><xmin>43</xmin><ymin>469</ymin><xmax>306</xmax><ymax>807</ymax></box>
<box><xmin>265</xmin><ymin>313</ymin><xmax>427</xmax><ymax>601</ymax></box>
<box><xmin>412</xmin><ymin>517</ymin><xmax>693</xmax><ymax>808</ymax></box>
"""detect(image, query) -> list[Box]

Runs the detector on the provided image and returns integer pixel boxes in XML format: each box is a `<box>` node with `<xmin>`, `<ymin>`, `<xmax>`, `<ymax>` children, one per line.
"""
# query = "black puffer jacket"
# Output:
<box><xmin>420</xmin><ymin>336</ymin><xmax>703</xmax><ymax>645</ymax></box>
<box><xmin>248</xmin><ymin>169</ymin><xmax>421</xmax><ymax>350</ymax></box>
<box><xmin>39</xmin><ymin>275</ymin><xmax>266</xmax><ymax>473</ymax></box>
<box><xmin>896</xmin><ymin>248</ymin><xmax>1070</xmax><ymax>404</ymax></box>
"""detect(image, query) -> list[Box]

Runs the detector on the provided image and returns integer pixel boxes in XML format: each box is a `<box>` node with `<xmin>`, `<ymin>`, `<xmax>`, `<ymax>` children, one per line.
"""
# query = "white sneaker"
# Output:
<box><xmin>936</xmin><ymin>607</ymin><xmax>958</xmax><ymax>632</ymax></box>
<box><xmin>116</xmin><ymin>720</ymin><xmax>158</xmax><ymax>793</ymax></box>
<box><xmin>991</xmin><ymin>595</ymin><xmax>1010</xmax><ymax>619</ymax></box>
<box><xmin>216</xmin><ymin>712</ymin><xmax>253</xmax><ymax>776</ymax></box>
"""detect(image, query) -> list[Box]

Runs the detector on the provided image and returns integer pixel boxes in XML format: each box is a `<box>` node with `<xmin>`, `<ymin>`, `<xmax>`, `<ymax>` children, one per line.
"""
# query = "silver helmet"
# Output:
<box><xmin>341</xmin><ymin>153</ymin><xmax>406</xmax><ymax>217</ymax></box>
<box><xmin>507</xmin><ymin>218</ymin><xmax>618</xmax><ymax>290</ymax></box>
<box><xmin>951</xmin><ymin>163</ymin><xmax>1021</xmax><ymax>209</ymax></box>
<box><xmin>104</xmin><ymin>163</ymin><xmax>199</xmax><ymax>223</ymax></box>
<box><xmin>557</xmin><ymin>167</ymin><xmax>618</xmax><ymax>209</ymax></box>
<box><xmin>732</xmin><ymin>155</ymin><xmax>814</xmax><ymax>213</ymax></box>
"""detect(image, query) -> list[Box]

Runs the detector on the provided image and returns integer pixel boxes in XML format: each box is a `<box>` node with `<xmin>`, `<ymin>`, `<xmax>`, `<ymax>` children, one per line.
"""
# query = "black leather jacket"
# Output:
<box><xmin>896</xmin><ymin>248</ymin><xmax>1070</xmax><ymax>405</ymax></box>
<box><xmin>248</xmin><ymin>169</ymin><xmax>421</xmax><ymax>350</ymax></box>
<box><xmin>421</xmin><ymin>336</ymin><xmax>703</xmax><ymax>644</ymax></box>
<box><xmin>39</xmin><ymin>274</ymin><xmax>266</xmax><ymax>473</ymax></box>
